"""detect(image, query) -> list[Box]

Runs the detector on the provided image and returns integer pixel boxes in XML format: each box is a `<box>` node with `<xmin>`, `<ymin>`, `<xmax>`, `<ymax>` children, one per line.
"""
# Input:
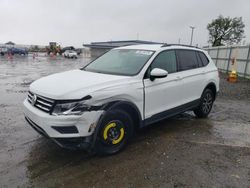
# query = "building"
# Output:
<box><xmin>83</xmin><ymin>40</ymin><xmax>163</xmax><ymax>57</ymax></box>
<box><xmin>5</xmin><ymin>41</ymin><xmax>15</xmax><ymax>45</ymax></box>
<box><xmin>5</xmin><ymin>41</ymin><xmax>15</xmax><ymax>48</ymax></box>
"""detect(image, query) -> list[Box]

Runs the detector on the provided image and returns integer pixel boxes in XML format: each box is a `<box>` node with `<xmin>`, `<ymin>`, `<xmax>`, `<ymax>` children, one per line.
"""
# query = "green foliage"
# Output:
<box><xmin>207</xmin><ymin>15</ymin><xmax>245</xmax><ymax>46</ymax></box>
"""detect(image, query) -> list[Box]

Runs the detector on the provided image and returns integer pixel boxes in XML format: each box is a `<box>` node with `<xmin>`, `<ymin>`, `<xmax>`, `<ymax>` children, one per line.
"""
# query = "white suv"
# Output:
<box><xmin>23</xmin><ymin>44</ymin><xmax>219</xmax><ymax>155</ymax></box>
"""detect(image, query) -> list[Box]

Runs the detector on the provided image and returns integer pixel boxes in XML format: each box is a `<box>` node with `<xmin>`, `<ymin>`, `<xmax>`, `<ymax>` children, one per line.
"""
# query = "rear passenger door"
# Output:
<box><xmin>176</xmin><ymin>49</ymin><xmax>205</xmax><ymax>104</ymax></box>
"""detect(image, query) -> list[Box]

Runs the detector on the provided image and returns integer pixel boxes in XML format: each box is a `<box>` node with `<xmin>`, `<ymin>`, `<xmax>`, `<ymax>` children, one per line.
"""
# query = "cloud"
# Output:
<box><xmin>0</xmin><ymin>0</ymin><xmax>249</xmax><ymax>47</ymax></box>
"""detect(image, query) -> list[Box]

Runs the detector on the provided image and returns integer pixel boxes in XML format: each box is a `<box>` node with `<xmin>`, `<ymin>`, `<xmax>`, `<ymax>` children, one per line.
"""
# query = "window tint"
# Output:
<box><xmin>176</xmin><ymin>50</ymin><xmax>198</xmax><ymax>71</ymax></box>
<box><xmin>150</xmin><ymin>50</ymin><xmax>177</xmax><ymax>73</ymax></box>
<box><xmin>198</xmin><ymin>52</ymin><xmax>209</xmax><ymax>66</ymax></box>
<box><xmin>196</xmin><ymin>52</ymin><xmax>203</xmax><ymax>67</ymax></box>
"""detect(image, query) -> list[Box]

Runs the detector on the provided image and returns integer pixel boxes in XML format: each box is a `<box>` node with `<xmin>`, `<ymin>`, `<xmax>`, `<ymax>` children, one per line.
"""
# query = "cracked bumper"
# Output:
<box><xmin>23</xmin><ymin>99</ymin><xmax>103</xmax><ymax>147</ymax></box>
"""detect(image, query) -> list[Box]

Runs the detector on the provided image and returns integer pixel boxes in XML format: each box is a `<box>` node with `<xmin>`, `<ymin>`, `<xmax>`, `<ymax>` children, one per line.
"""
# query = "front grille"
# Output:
<box><xmin>27</xmin><ymin>91</ymin><xmax>55</xmax><ymax>113</ymax></box>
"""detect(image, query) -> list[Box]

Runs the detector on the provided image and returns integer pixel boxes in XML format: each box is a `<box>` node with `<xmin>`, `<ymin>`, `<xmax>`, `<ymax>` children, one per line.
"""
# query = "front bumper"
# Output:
<box><xmin>25</xmin><ymin>116</ymin><xmax>92</xmax><ymax>149</ymax></box>
<box><xmin>23</xmin><ymin>99</ymin><xmax>103</xmax><ymax>148</ymax></box>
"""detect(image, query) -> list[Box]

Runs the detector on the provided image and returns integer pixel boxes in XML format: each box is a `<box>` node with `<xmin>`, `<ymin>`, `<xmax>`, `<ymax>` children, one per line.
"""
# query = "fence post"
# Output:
<box><xmin>215</xmin><ymin>47</ymin><xmax>220</xmax><ymax>66</ymax></box>
<box><xmin>244</xmin><ymin>45</ymin><xmax>250</xmax><ymax>78</ymax></box>
<box><xmin>207</xmin><ymin>48</ymin><xmax>210</xmax><ymax>55</ymax></box>
<box><xmin>226</xmin><ymin>46</ymin><xmax>233</xmax><ymax>73</ymax></box>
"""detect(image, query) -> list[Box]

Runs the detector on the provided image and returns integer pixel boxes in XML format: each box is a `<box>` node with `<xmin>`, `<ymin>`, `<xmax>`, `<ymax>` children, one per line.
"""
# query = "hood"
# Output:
<box><xmin>30</xmin><ymin>69</ymin><xmax>130</xmax><ymax>100</ymax></box>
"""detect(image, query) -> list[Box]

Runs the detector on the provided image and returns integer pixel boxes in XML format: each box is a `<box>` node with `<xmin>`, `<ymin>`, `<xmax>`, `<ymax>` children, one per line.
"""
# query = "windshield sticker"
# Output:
<box><xmin>135</xmin><ymin>50</ymin><xmax>153</xmax><ymax>56</ymax></box>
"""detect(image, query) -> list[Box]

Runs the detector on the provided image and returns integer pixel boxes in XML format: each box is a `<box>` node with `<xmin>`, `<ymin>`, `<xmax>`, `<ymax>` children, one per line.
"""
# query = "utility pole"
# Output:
<box><xmin>189</xmin><ymin>26</ymin><xmax>195</xmax><ymax>46</ymax></box>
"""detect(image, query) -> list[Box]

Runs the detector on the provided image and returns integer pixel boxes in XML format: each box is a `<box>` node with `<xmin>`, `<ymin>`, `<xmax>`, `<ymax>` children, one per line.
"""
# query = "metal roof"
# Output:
<box><xmin>5</xmin><ymin>41</ymin><xmax>15</xmax><ymax>45</ymax></box>
<box><xmin>117</xmin><ymin>44</ymin><xmax>163</xmax><ymax>51</ymax></box>
<box><xmin>83</xmin><ymin>40</ymin><xmax>163</xmax><ymax>49</ymax></box>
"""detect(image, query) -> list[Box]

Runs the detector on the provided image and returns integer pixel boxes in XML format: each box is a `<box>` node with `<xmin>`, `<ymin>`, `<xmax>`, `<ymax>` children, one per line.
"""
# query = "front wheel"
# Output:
<box><xmin>95</xmin><ymin>109</ymin><xmax>134</xmax><ymax>155</ymax></box>
<box><xmin>194</xmin><ymin>89</ymin><xmax>214</xmax><ymax>118</ymax></box>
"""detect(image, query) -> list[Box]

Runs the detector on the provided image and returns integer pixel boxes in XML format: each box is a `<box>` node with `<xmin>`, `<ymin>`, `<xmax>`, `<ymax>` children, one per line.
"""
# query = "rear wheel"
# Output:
<box><xmin>194</xmin><ymin>89</ymin><xmax>214</xmax><ymax>118</ymax></box>
<box><xmin>95</xmin><ymin>109</ymin><xmax>134</xmax><ymax>155</ymax></box>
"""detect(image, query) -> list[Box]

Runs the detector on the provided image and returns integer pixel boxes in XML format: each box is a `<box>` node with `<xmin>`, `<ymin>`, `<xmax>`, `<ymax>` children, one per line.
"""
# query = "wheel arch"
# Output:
<box><xmin>102</xmin><ymin>100</ymin><xmax>143</xmax><ymax>130</ymax></box>
<box><xmin>204</xmin><ymin>82</ymin><xmax>217</xmax><ymax>99</ymax></box>
<box><xmin>91</xmin><ymin>100</ymin><xmax>142</xmax><ymax>150</ymax></box>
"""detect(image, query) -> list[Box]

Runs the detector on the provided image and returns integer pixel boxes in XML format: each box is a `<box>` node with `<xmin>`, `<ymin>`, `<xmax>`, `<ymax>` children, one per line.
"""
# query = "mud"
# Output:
<box><xmin>0</xmin><ymin>54</ymin><xmax>250</xmax><ymax>187</ymax></box>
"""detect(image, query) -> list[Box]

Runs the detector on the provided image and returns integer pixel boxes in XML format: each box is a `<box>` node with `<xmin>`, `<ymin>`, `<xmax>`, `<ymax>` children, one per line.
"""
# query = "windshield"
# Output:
<box><xmin>83</xmin><ymin>49</ymin><xmax>154</xmax><ymax>76</ymax></box>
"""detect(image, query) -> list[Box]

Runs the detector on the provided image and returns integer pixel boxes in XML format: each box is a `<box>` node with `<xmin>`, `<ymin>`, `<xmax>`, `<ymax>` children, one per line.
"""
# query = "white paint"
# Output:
<box><xmin>24</xmin><ymin>44</ymin><xmax>219</xmax><ymax>140</ymax></box>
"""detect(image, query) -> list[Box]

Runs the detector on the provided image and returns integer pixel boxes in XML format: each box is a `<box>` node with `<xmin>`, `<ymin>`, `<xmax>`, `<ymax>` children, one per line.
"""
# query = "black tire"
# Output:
<box><xmin>194</xmin><ymin>89</ymin><xmax>214</xmax><ymax>118</ymax></box>
<box><xmin>95</xmin><ymin>109</ymin><xmax>134</xmax><ymax>155</ymax></box>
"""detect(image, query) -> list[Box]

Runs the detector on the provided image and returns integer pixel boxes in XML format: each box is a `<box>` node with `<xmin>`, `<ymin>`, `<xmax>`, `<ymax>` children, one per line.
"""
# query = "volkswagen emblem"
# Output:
<box><xmin>31</xmin><ymin>94</ymin><xmax>37</xmax><ymax>106</ymax></box>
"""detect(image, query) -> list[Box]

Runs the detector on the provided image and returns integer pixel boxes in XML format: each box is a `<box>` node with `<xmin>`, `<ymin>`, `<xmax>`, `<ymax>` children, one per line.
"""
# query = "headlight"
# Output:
<box><xmin>52</xmin><ymin>100</ymin><xmax>90</xmax><ymax>116</ymax></box>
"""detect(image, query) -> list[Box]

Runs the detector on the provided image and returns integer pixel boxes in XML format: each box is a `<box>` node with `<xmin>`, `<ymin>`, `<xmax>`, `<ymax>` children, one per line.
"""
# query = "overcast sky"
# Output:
<box><xmin>0</xmin><ymin>0</ymin><xmax>249</xmax><ymax>47</ymax></box>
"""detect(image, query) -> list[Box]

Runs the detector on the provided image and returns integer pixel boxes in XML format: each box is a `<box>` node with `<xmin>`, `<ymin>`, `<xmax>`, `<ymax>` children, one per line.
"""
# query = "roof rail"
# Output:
<box><xmin>161</xmin><ymin>43</ymin><xmax>200</xmax><ymax>49</ymax></box>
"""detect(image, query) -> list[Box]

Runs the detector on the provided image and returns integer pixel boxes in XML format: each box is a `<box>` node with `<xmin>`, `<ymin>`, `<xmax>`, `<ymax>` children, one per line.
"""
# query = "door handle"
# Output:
<box><xmin>175</xmin><ymin>76</ymin><xmax>182</xmax><ymax>81</ymax></box>
<box><xmin>201</xmin><ymin>71</ymin><xmax>206</xmax><ymax>75</ymax></box>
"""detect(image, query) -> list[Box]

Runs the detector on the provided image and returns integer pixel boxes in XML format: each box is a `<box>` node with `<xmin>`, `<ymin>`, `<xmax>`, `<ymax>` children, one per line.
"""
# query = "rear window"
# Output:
<box><xmin>176</xmin><ymin>50</ymin><xmax>198</xmax><ymax>71</ymax></box>
<box><xmin>196</xmin><ymin>52</ymin><xmax>203</xmax><ymax>67</ymax></box>
<box><xmin>198</xmin><ymin>52</ymin><xmax>209</xmax><ymax>66</ymax></box>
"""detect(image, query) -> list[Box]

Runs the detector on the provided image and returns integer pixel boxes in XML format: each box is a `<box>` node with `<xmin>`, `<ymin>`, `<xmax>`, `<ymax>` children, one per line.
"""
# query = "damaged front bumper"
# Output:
<box><xmin>25</xmin><ymin>116</ymin><xmax>93</xmax><ymax>150</ymax></box>
<box><xmin>23</xmin><ymin>99</ymin><xmax>103</xmax><ymax>150</ymax></box>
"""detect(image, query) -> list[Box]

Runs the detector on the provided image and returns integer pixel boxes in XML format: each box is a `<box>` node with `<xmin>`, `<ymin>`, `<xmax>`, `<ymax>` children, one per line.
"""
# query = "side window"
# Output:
<box><xmin>196</xmin><ymin>52</ymin><xmax>203</xmax><ymax>67</ymax></box>
<box><xmin>176</xmin><ymin>50</ymin><xmax>198</xmax><ymax>71</ymax></box>
<box><xmin>150</xmin><ymin>50</ymin><xmax>177</xmax><ymax>74</ymax></box>
<box><xmin>198</xmin><ymin>52</ymin><xmax>209</xmax><ymax>66</ymax></box>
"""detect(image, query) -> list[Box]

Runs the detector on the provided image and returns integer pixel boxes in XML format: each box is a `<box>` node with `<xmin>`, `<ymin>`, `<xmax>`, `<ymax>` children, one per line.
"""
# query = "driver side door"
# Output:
<box><xmin>143</xmin><ymin>50</ymin><xmax>183</xmax><ymax>123</ymax></box>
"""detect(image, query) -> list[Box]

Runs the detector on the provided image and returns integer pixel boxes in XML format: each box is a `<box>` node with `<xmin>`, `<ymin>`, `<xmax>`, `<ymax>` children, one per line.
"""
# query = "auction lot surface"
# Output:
<box><xmin>0</xmin><ymin>54</ymin><xmax>250</xmax><ymax>187</ymax></box>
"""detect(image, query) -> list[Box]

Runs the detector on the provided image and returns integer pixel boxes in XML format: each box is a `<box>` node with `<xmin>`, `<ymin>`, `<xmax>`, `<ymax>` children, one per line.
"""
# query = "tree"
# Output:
<box><xmin>207</xmin><ymin>15</ymin><xmax>245</xmax><ymax>46</ymax></box>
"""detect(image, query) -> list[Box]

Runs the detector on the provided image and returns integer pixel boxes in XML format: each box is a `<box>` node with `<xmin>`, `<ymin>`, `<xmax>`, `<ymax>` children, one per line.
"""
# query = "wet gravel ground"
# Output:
<box><xmin>0</xmin><ymin>54</ymin><xmax>250</xmax><ymax>187</ymax></box>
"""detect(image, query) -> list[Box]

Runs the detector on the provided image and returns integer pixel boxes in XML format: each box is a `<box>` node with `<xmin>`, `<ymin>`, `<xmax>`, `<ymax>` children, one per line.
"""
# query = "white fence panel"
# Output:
<box><xmin>205</xmin><ymin>45</ymin><xmax>250</xmax><ymax>78</ymax></box>
<box><xmin>208</xmin><ymin>49</ymin><xmax>218</xmax><ymax>59</ymax></box>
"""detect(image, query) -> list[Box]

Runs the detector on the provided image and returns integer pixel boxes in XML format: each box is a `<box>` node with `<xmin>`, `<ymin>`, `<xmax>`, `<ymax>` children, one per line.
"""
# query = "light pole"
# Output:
<box><xmin>190</xmin><ymin>26</ymin><xmax>195</xmax><ymax>46</ymax></box>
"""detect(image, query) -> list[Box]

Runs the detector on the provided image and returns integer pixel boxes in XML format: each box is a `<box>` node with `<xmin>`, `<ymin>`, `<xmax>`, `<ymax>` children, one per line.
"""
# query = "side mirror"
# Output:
<box><xmin>150</xmin><ymin>68</ymin><xmax>168</xmax><ymax>81</ymax></box>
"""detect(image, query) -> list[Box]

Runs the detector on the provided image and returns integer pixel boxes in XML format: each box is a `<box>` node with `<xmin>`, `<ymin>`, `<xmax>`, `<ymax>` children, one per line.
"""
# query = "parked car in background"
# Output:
<box><xmin>60</xmin><ymin>46</ymin><xmax>75</xmax><ymax>55</ymax></box>
<box><xmin>23</xmin><ymin>44</ymin><xmax>219</xmax><ymax>155</ymax></box>
<box><xmin>75</xmin><ymin>48</ymin><xmax>82</xmax><ymax>55</ymax></box>
<box><xmin>8</xmin><ymin>48</ymin><xmax>28</xmax><ymax>55</ymax></box>
<box><xmin>0</xmin><ymin>47</ymin><xmax>8</xmax><ymax>56</ymax></box>
<box><xmin>64</xmin><ymin>50</ymin><xmax>78</xmax><ymax>58</ymax></box>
